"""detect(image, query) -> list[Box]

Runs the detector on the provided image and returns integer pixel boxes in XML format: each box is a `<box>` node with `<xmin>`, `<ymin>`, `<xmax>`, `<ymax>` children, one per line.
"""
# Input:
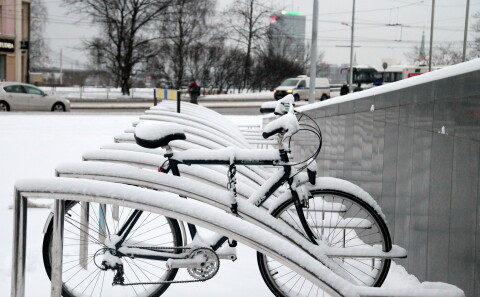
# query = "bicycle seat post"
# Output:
<box><xmin>164</xmin><ymin>144</ymin><xmax>173</xmax><ymax>158</ymax></box>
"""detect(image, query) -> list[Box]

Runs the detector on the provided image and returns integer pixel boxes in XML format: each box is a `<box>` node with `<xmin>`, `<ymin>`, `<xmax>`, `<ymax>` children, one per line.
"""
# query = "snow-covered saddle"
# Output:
<box><xmin>134</xmin><ymin>121</ymin><xmax>186</xmax><ymax>149</ymax></box>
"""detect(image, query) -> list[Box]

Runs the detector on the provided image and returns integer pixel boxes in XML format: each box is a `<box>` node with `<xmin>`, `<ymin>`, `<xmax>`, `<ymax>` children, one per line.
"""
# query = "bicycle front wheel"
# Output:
<box><xmin>42</xmin><ymin>201</ymin><xmax>183</xmax><ymax>297</ymax></box>
<box><xmin>257</xmin><ymin>189</ymin><xmax>391</xmax><ymax>297</ymax></box>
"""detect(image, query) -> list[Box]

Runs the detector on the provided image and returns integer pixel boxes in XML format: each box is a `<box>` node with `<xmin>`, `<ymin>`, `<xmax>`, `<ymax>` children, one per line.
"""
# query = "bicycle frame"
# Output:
<box><xmin>106</xmin><ymin>143</ymin><xmax>318</xmax><ymax>262</ymax></box>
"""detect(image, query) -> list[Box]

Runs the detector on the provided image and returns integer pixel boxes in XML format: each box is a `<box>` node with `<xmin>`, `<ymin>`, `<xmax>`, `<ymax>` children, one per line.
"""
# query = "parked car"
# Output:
<box><xmin>273</xmin><ymin>75</ymin><xmax>330</xmax><ymax>101</ymax></box>
<box><xmin>0</xmin><ymin>82</ymin><xmax>70</xmax><ymax>112</ymax></box>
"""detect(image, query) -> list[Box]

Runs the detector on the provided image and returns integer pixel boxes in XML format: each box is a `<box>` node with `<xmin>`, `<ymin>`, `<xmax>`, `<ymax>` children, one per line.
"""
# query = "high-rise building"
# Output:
<box><xmin>268</xmin><ymin>11</ymin><xmax>306</xmax><ymax>62</ymax></box>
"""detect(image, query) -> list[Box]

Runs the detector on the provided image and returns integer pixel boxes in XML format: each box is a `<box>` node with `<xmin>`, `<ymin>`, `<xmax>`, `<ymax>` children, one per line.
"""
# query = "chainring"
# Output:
<box><xmin>186</xmin><ymin>248</ymin><xmax>220</xmax><ymax>281</ymax></box>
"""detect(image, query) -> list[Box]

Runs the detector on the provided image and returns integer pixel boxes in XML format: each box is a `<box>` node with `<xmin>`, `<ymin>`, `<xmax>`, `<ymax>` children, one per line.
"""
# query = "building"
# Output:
<box><xmin>0</xmin><ymin>0</ymin><xmax>30</xmax><ymax>82</ymax></box>
<box><xmin>268</xmin><ymin>11</ymin><xmax>306</xmax><ymax>63</ymax></box>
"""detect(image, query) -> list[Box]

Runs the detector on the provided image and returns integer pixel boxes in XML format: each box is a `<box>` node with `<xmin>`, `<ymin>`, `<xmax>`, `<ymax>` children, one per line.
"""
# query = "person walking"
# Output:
<box><xmin>340</xmin><ymin>82</ymin><xmax>349</xmax><ymax>95</ymax></box>
<box><xmin>188</xmin><ymin>79</ymin><xmax>200</xmax><ymax>104</ymax></box>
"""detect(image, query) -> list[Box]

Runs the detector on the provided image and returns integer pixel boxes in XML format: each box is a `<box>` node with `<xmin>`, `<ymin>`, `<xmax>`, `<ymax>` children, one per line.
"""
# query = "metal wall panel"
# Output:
<box><xmin>448</xmin><ymin>139</ymin><xmax>479</xmax><ymax>296</ymax></box>
<box><xmin>381</xmin><ymin>122</ymin><xmax>399</xmax><ymax>236</ymax></box>
<box><xmin>372</xmin><ymin>109</ymin><xmax>386</xmax><ymax>205</ymax></box>
<box><xmin>408</xmin><ymin>129</ymin><xmax>432</xmax><ymax>281</ymax></box>
<box><xmin>394</xmin><ymin>125</ymin><xmax>414</xmax><ymax>267</ymax></box>
<box><xmin>292</xmin><ymin>69</ymin><xmax>480</xmax><ymax>294</ymax></box>
<box><xmin>427</xmin><ymin>133</ymin><xmax>453</xmax><ymax>283</ymax></box>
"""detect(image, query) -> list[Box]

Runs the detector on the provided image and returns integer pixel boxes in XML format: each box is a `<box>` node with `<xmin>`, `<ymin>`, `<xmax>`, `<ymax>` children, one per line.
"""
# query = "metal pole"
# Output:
<box><xmin>349</xmin><ymin>0</ymin><xmax>356</xmax><ymax>90</ymax></box>
<box><xmin>308</xmin><ymin>0</ymin><xmax>319</xmax><ymax>104</ymax></box>
<box><xmin>11</xmin><ymin>189</ymin><xmax>27</xmax><ymax>297</ymax></box>
<box><xmin>429</xmin><ymin>0</ymin><xmax>435</xmax><ymax>71</ymax></box>
<box><xmin>79</xmin><ymin>202</ymin><xmax>89</xmax><ymax>269</ymax></box>
<box><xmin>177</xmin><ymin>90</ymin><xmax>181</xmax><ymax>113</ymax></box>
<box><xmin>50</xmin><ymin>199</ymin><xmax>65</xmax><ymax>297</ymax></box>
<box><xmin>15</xmin><ymin>0</ymin><xmax>22</xmax><ymax>82</ymax></box>
<box><xmin>153</xmin><ymin>89</ymin><xmax>157</xmax><ymax>106</ymax></box>
<box><xmin>462</xmin><ymin>0</ymin><xmax>470</xmax><ymax>62</ymax></box>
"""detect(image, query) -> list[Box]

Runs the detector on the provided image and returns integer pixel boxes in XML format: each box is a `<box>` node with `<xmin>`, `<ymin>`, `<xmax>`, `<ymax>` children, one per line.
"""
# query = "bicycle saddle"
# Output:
<box><xmin>134</xmin><ymin>121</ymin><xmax>186</xmax><ymax>149</ymax></box>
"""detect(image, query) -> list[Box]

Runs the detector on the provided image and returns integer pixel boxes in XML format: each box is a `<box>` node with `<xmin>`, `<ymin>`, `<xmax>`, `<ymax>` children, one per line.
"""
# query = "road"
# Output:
<box><xmin>70</xmin><ymin>106</ymin><xmax>263</xmax><ymax>115</ymax></box>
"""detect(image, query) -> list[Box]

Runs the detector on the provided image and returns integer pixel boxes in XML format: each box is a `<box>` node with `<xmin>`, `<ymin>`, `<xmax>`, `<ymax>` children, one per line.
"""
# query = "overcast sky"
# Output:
<box><xmin>44</xmin><ymin>0</ymin><xmax>480</xmax><ymax>70</ymax></box>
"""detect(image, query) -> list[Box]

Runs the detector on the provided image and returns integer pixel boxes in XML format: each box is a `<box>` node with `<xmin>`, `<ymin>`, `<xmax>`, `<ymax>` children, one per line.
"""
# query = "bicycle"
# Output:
<box><xmin>42</xmin><ymin>97</ymin><xmax>392</xmax><ymax>297</ymax></box>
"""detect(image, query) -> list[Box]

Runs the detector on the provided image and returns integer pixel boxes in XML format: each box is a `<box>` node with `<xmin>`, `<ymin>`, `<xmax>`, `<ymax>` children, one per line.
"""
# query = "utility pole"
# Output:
<box><xmin>462</xmin><ymin>0</ymin><xmax>470</xmax><ymax>62</ymax></box>
<box><xmin>429</xmin><ymin>0</ymin><xmax>435</xmax><ymax>71</ymax></box>
<box><xmin>308</xmin><ymin>0</ymin><xmax>318</xmax><ymax>104</ymax></box>
<box><xmin>60</xmin><ymin>50</ymin><xmax>63</xmax><ymax>85</ymax></box>
<box><xmin>15</xmin><ymin>0</ymin><xmax>22</xmax><ymax>82</ymax></box>
<box><xmin>349</xmin><ymin>0</ymin><xmax>356</xmax><ymax>90</ymax></box>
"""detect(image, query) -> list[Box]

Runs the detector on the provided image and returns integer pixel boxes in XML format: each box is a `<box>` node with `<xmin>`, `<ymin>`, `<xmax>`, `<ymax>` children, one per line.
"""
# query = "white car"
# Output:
<box><xmin>0</xmin><ymin>82</ymin><xmax>70</xmax><ymax>112</ymax></box>
<box><xmin>273</xmin><ymin>76</ymin><xmax>330</xmax><ymax>101</ymax></box>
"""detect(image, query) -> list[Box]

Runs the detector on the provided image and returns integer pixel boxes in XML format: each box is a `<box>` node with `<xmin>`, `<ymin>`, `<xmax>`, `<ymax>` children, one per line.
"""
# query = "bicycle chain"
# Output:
<box><xmin>117</xmin><ymin>247</ymin><xmax>217</xmax><ymax>286</ymax></box>
<box><xmin>118</xmin><ymin>278</ymin><xmax>207</xmax><ymax>286</ymax></box>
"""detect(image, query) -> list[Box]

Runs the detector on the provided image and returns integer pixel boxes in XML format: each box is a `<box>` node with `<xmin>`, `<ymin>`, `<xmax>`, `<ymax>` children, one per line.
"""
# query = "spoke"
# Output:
<box><xmin>89</xmin><ymin>268</ymin><xmax>102</xmax><ymax>297</ymax></box>
<box><xmin>124</xmin><ymin>259</ymin><xmax>147</xmax><ymax>291</ymax></box>
<box><xmin>81</xmin><ymin>269</ymin><xmax>102</xmax><ymax>296</ymax></box>
<box><xmin>65</xmin><ymin>217</ymin><xmax>106</xmax><ymax>247</ymax></box>
<box><xmin>63</xmin><ymin>258</ymin><xmax>94</xmax><ymax>276</ymax></box>
<box><xmin>128</xmin><ymin>227</ymin><xmax>172</xmax><ymax>241</ymax></box>
<box><xmin>273</xmin><ymin>269</ymin><xmax>295</xmax><ymax>280</ymax></box>
<box><xmin>297</xmin><ymin>277</ymin><xmax>307</xmax><ymax>296</ymax></box>
<box><xmin>134</xmin><ymin>258</ymin><xmax>167</xmax><ymax>271</ymax></box>
<box><xmin>125</xmin><ymin>258</ymin><xmax>155</xmax><ymax>282</ymax></box>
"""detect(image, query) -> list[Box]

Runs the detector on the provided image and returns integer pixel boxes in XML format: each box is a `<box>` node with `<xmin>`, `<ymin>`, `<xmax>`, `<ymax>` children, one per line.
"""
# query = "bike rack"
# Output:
<box><xmin>11</xmin><ymin>177</ymin><xmax>464</xmax><ymax>297</ymax></box>
<box><xmin>11</xmin><ymin>177</ymin><xmax>352</xmax><ymax>297</ymax></box>
<box><xmin>54</xmin><ymin>161</ymin><xmax>408</xmax><ymax>262</ymax></box>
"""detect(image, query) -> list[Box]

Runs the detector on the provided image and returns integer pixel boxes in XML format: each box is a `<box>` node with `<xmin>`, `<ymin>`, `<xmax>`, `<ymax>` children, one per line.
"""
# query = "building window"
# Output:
<box><xmin>0</xmin><ymin>55</ymin><xmax>6</xmax><ymax>81</ymax></box>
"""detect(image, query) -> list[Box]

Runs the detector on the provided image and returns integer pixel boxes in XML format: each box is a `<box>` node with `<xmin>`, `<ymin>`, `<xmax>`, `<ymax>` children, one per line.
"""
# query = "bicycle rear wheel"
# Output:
<box><xmin>42</xmin><ymin>201</ymin><xmax>183</xmax><ymax>297</ymax></box>
<box><xmin>257</xmin><ymin>189</ymin><xmax>391</xmax><ymax>297</ymax></box>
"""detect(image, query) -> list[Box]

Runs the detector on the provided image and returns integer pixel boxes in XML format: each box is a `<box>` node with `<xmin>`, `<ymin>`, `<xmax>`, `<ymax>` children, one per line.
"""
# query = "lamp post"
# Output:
<box><xmin>349</xmin><ymin>0</ymin><xmax>356</xmax><ymax>90</ymax></box>
<box><xmin>429</xmin><ymin>0</ymin><xmax>435</xmax><ymax>71</ymax></box>
<box><xmin>463</xmin><ymin>0</ymin><xmax>470</xmax><ymax>62</ymax></box>
<box><xmin>308</xmin><ymin>0</ymin><xmax>319</xmax><ymax>104</ymax></box>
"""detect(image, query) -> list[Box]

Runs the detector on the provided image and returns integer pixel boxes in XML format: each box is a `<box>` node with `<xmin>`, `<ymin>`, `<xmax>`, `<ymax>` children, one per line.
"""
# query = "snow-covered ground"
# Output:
<box><xmin>0</xmin><ymin>112</ymin><xmax>429</xmax><ymax>297</ymax></box>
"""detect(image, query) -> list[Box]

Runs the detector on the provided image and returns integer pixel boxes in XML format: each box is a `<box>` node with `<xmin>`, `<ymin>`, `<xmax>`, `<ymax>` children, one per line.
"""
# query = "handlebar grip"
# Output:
<box><xmin>262</xmin><ymin>127</ymin><xmax>285</xmax><ymax>139</ymax></box>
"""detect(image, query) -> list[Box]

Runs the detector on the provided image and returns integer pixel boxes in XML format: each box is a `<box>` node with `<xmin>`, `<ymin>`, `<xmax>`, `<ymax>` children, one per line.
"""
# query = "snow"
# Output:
<box><xmin>298</xmin><ymin>58</ymin><xmax>480</xmax><ymax>113</ymax></box>
<box><xmin>263</xmin><ymin>111</ymin><xmax>300</xmax><ymax>139</ymax></box>
<box><xmin>134</xmin><ymin>121</ymin><xmax>185</xmax><ymax>143</ymax></box>
<box><xmin>0</xmin><ymin>113</ymin><xmax>273</xmax><ymax>297</ymax></box>
<box><xmin>0</xmin><ymin>112</ymin><xmax>464</xmax><ymax>297</ymax></box>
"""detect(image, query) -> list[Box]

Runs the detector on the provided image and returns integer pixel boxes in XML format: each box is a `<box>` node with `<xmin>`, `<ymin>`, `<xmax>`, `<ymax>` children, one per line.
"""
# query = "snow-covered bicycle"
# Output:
<box><xmin>41</xmin><ymin>96</ymin><xmax>393</xmax><ymax>297</ymax></box>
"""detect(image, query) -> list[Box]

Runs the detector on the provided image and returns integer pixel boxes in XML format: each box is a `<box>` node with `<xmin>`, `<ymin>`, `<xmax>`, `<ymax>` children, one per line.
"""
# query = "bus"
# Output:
<box><xmin>382</xmin><ymin>65</ymin><xmax>431</xmax><ymax>83</ymax></box>
<box><xmin>340</xmin><ymin>65</ymin><xmax>383</xmax><ymax>85</ymax></box>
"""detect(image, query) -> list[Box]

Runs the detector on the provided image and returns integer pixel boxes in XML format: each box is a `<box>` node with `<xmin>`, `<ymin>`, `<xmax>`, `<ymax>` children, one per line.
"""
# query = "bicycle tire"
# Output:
<box><xmin>42</xmin><ymin>200</ymin><xmax>183</xmax><ymax>297</ymax></box>
<box><xmin>257</xmin><ymin>189</ymin><xmax>391</xmax><ymax>297</ymax></box>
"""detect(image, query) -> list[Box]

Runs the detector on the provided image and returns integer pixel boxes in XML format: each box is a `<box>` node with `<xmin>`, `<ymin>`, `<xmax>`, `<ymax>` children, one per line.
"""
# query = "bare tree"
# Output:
<box><xmin>226</xmin><ymin>0</ymin><xmax>273</xmax><ymax>91</ymax></box>
<box><xmin>471</xmin><ymin>11</ymin><xmax>480</xmax><ymax>58</ymax></box>
<box><xmin>30</xmin><ymin>0</ymin><xmax>49</xmax><ymax>70</ymax></box>
<box><xmin>405</xmin><ymin>43</ymin><xmax>463</xmax><ymax>66</ymax></box>
<box><xmin>64</xmin><ymin>0</ymin><xmax>172</xmax><ymax>95</ymax></box>
<box><xmin>157</xmin><ymin>0</ymin><xmax>214</xmax><ymax>89</ymax></box>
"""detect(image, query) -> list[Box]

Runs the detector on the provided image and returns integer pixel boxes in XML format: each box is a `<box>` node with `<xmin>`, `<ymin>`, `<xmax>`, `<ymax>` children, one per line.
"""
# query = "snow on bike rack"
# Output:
<box><xmin>12</xmin><ymin>177</ymin><xmax>352</xmax><ymax>297</ymax></box>
<box><xmin>54</xmin><ymin>161</ymin><xmax>407</xmax><ymax>265</ymax></box>
<box><xmin>11</xmin><ymin>177</ymin><xmax>465</xmax><ymax>297</ymax></box>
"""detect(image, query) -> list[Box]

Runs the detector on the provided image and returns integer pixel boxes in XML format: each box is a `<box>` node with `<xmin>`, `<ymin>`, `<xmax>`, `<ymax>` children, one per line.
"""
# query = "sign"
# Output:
<box><xmin>0</xmin><ymin>39</ymin><xmax>14</xmax><ymax>52</ymax></box>
<box><xmin>156</xmin><ymin>88</ymin><xmax>177</xmax><ymax>100</ymax></box>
